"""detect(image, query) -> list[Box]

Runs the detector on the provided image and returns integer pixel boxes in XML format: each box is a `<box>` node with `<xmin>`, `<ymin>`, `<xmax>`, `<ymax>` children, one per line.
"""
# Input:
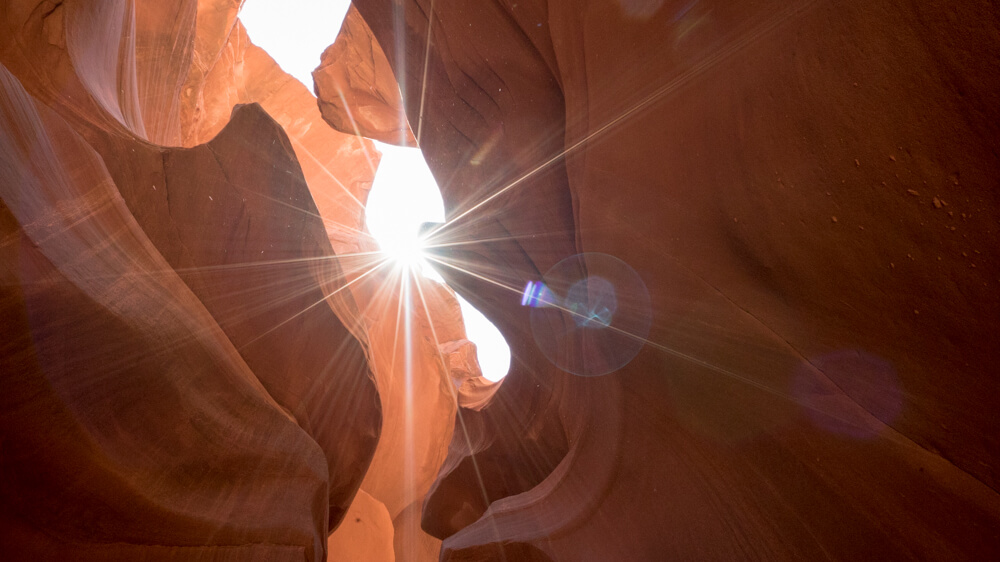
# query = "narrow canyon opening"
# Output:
<box><xmin>242</xmin><ymin>0</ymin><xmax>510</xmax><ymax>383</ymax></box>
<box><xmin>2</xmin><ymin>0</ymin><xmax>999</xmax><ymax>561</ymax></box>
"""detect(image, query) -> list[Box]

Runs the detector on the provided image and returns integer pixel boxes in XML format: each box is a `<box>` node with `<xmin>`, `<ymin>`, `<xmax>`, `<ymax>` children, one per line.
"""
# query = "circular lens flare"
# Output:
<box><xmin>529</xmin><ymin>253</ymin><xmax>652</xmax><ymax>377</ymax></box>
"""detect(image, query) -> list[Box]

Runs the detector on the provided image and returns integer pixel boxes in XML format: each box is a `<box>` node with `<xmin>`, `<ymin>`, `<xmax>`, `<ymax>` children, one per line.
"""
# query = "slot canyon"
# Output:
<box><xmin>2</xmin><ymin>0</ymin><xmax>999</xmax><ymax>560</ymax></box>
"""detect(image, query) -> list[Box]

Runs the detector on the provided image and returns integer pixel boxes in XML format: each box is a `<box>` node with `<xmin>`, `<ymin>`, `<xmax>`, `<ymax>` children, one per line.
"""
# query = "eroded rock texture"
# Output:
<box><xmin>314</xmin><ymin>4</ymin><xmax>416</xmax><ymax>147</ymax></box>
<box><xmin>0</xmin><ymin>68</ymin><xmax>354</xmax><ymax>561</ymax></box>
<box><xmin>0</xmin><ymin>0</ymin><xmax>391</xmax><ymax>560</ymax></box>
<box><xmin>177</xmin><ymin>10</ymin><xmax>380</xmax><ymax>257</ymax></box>
<box><xmin>351</xmin><ymin>0</ymin><xmax>1000</xmax><ymax>559</ymax></box>
<box><xmin>1</xmin><ymin>1</ymin><xmax>490</xmax><ymax>561</ymax></box>
<box><xmin>4</xmin><ymin>0</ymin><xmax>1000</xmax><ymax>560</ymax></box>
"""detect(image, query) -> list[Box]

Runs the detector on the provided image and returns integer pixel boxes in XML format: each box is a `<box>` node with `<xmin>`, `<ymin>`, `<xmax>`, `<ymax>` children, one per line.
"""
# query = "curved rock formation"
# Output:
<box><xmin>177</xmin><ymin>12</ymin><xmax>380</xmax><ymax>257</ymax></box>
<box><xmin>352</xmin><ymin>0</ymin><xmax>1000</xmax><ymax>559</ymax></box>
<box><xmin>0</xmin><ymin>64</ymin><xmax>355</xmax><ymax>561</ymax></box>
<box><xmin>4</xmin><ymin>0</ymin><xmax>1000</xmax><ymax>560</ymax></box>
<box><xmin>0</xmin><ymin>0</ymin><xmax>387</xmax><ymax>559</ymax></box>
<box><xmin>313</xmin><ymin>4</ymin><xmax>416</xmax><ymax>147</ymax></box>
<box><xmin>3</xmin><ymin>2</ymin><xmax>488</xmax><ymax>560</ymax></box>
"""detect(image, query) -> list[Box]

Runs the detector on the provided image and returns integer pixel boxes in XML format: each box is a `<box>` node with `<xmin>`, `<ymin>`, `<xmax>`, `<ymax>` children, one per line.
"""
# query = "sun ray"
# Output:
<box><xmin>425</xmin><ymin>0</ymin><xmax>824</xmax><ymax>241</ymax></box>
<box><xmin>421</xmin><ymin>229</ymin><xmax>577</xmax><ymax>251</ymax></box>
<box><xmin>427</xmin><ymin>247</ymin><xmax>917</xmax><ymax>444</ymax></box>
<box><xmin>238</xmin><ymin>256</ymin><xmax>390</xmax><ymax>350</ymax></box>
<box><xmin>401</xmin><ymin>265</ymin><xmax>418</xmax><ymax>560</ymax></box>
<box><xmin>416</xmin><ymin>0</ymin><xmax>437</xmax><ymax>146</ymax></box>
<box><xmin>411</xmin><ymin>267</ymin><xmax>507</xmax><ymax>554</ymax></box>
<box><xmin>425</xmin><ymin>255</ymin><xmax>528</xmax><ymax>295</ymax></box>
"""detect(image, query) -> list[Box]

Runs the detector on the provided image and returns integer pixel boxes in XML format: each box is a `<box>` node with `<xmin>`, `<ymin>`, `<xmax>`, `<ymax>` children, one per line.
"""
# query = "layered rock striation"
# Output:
<box><xmin>348</xmin><ymin>0</ymin><xmax>1000</xmax><ymax>559</ymax></box>
<box><xmin>3</xmin><ymin>0</ymin><xmax>1000</xmax><ymax>560</ymax></box>
<box><xmin>1</xmin><ymin>1</ymin><xmax>490</xmax><ymax>560</ymax></box>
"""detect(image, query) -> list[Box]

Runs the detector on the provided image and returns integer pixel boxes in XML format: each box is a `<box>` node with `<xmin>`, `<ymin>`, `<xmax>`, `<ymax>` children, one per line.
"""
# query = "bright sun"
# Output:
<box><xmin>240</xmin><ymin>0</ymin><xmax>511</xmax><ymax>382</ymax></box>
<box><xmin>387</xmin><ymin>237</ymin><xmax>427</xmax><ymax>267</ymax></box>
<box><xmin>364</xmin><ymin>142</ymin><xmax>442</xmax><ymax>275</ymax></box>
<box><xmin>379</xmin><ymin>232</ymin><xmax>429</xmax><ymax>272</ymax></box>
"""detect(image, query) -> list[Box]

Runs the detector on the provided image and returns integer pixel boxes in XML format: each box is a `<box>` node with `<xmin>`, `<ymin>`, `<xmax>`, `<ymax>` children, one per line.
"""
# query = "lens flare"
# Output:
<box><xmin>530</xmin><ymin>253</ymin><xmax>652</xmax><ymax>377</ymax></box>
<box><xmin>521</xmin><ymin>281</ymin><xmax>555</xmax><ymax>308</ymax></box>
<box><xmin>567</xmin><ymin>276</ymin><xmax>617</xmax><ymax>328</ymax></box>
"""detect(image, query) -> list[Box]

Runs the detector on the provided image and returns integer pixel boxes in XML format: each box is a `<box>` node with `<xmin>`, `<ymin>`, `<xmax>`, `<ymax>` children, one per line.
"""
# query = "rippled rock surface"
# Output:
<box><xmin>353</xmin><ymin>0</ymin><xmax>1000</xmax><ymax>559</ymax></box>
<box><xmin>3</xmin><ymin>0</ymin><xmax>1000</xmax><ymax>560</ymax></box>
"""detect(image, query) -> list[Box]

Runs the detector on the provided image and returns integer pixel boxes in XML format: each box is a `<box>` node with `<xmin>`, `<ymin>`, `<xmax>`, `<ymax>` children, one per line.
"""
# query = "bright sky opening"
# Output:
<box><xmin>240</xmin><ymin>0</ymin><xmax>511</xmax><ymax>382</ymax></box>
<box><xmin>365</xmin><ymin>141</ymin><xmax>442</xmax><ymax>271</ymax></box>
<box><xmin>239</xmin><ymin>0</ymin><xmax>350</xmax><ymax>91</ymax></box>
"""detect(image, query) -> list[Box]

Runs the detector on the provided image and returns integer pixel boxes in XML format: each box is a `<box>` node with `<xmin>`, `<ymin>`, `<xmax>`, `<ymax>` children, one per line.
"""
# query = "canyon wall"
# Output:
<box><xmin>348</xmin><ymin>0</ymin><xmax>1000</xmax><ymax>559</ymax></box>
<box><xmin>3</xmin><ymin>0</ymin><xmax>1000</xmax><ymax>560</ymax></box>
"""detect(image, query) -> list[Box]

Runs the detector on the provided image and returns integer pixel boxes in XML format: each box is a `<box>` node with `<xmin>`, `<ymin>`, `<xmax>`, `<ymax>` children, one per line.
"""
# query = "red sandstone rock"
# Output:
<box><xmin>326</xmin><ymin>490</ymin><xmax>395</xmax><ymax>562</ymax></box>
<box><xmin>0</xmin><ymin>66</ymin><xmax>336</xmax><ymax>561</ymax></box>
<box><xmin>313</xmin><ymin>4</ymin><xmax>416</xmax><ymax>147</ymax></box>
<box><xmin>97</xmin><ymin>101</ymin><xmax>382</xmax><ymax>534</ymax></box>
<box><xmin>440</xmin><ymin>339</ymin><xmax>501</xmax><ymax>410</ymax></box>
<box><xmin>321</xmin><ymin>238</ymin><xmax>502</xmax><ymax>560</ymax></box>
<box><xmin>178</xmin><ymin>17</ymin><xmax>380</xmax><ymax>257</ymax></box>
<box><xmin>0</xmin><ymin>1</ymin><xmax>395</xmax><ymax>559</ymax></box>
<box><xmin>169</xmin><ymin>4</ymin><xmax>474</xmax><ymax>559</ymax></box>
<box><xmin>348</xmin><ymin>273</ymin><xmax>462</xmax><ymax>515</ymax></box>
<box><xmin>352</xmin><ymin>0</ymin><xmax>1000</xmax><ymax>559</ymax></box>
<box><xmin>5</xmin><ymin>0</ymin><xmax>1000</xmax><ymax>559</ymax></box>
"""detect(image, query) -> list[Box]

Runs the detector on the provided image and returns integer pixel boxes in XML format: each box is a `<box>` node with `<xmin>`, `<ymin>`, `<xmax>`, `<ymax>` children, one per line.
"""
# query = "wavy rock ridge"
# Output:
<box><xmin>3</xmin><ymin>0</ymin><xmax>1000</xmax><ymax>561</ymax></box>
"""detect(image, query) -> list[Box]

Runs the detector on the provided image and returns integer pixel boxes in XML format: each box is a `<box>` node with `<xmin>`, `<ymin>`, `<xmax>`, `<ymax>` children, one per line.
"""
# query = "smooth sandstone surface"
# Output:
<box><xmin>313</xmin><ymin>4</ymin><xmax>416</xmax><ymax>147</ymax></box>
<box><xmin>326</xmin><ymin>489</ymin><xmax>396</xmax><ymax>562</ymax></box>
<box><xmin>2</xmin><ymin>1</ymin><xmax>478</xmax><ymax>560</ymax></box>
<box><xmin>1</xmin><ymin>66</ymin><xmax>334</xmax><ymax>561</ymax></box>
<box><xmin>1</xmin><ymin>0</ymin><xmax>383</xmax><ymax>560</ymax></box>
<box><xmin>351</xmin><ymin>0</ymin><xmax>1000</xmax><ymax>559</ymax></box>
<box><xmin>3</xmin><ymin>0</ymin><xmax>1000</xmax><ymax>560</ymax></box>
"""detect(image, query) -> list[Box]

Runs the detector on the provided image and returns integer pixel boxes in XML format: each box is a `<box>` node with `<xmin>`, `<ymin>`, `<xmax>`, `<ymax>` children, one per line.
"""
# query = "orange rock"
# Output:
<box><xmin>178</xmin><ymin>19</ymin><xmax>379</xmax><ymax>256</ymax></box>
<box><xmin>0</xmin><ymin>2</ymin><xmax>399</xmax><ymax>557</ymax></box>
<box><xmin>313</xmin><ymin>4</ymin><xmax>416</xmax><ymax>147</ymax></box>
<box><xmin>440</xmin><ymin>339</ymin><xmax>501</xmax><ymax>410</ymax></box>
<box><xmin>0</xmin><ymin>66</ymin><xmax>348</xmax><ymax>561</ymax></box>
<box><xmin>6</xmin><ymin>0</ymin><xmax>1000</xmax><ymax>559</ymax></box>
<box><xmin>353</xmin><ymin>0</ymin><xmax>1000</xmax><ymax>559</ymax></box>
<box><xmin>327</xmin><ymin>490</ymin><xmax>395</xmax><ymax>562</ymax></box>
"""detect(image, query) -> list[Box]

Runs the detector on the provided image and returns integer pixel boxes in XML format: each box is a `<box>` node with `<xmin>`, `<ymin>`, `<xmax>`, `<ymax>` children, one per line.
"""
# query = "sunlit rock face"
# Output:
<box><xmin>3</xmin><ymin>0</ymin><xmax>1000</xmax><ymax>561</ymax></box>
<box><xmin>352</xmin><ymin>0</ymin><xmax>1000</xmax><ymax>559</ymax></box>
<box><xmin>0</xmin><ymin>72</ymin><xmax>364</xmax><ymax>562</ymax></box>
<box><xmin>1</xmin><ymin>1</ymin><xmax>486</xmax><ymax>560</ymax></box>
<box><xmin>3</xmin><ymin>1</ymin><xmax>384</xmax><ymax>560</ymax></box>
<box><xmin>177</xmin><ymin>9</ymin><xmax>379</xmax><ymax>257</ymax></box>
<box><xmin>313</xmin><ymin>4</ymin><xmax>416</xmax><ymax>147</ymax></box>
